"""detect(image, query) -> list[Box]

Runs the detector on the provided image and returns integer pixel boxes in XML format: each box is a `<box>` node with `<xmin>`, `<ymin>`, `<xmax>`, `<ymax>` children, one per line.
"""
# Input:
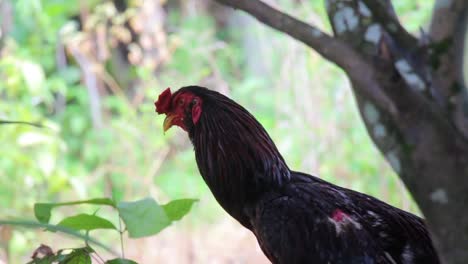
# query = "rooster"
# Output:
<box><xmin>155</xmin><ymin>86</ymin><xmax>439</xmax><ymax>264</ymax></box>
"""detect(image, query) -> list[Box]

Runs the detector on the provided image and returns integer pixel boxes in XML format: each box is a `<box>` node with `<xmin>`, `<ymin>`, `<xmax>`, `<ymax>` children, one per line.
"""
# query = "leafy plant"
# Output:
<box><xmin>1</xmin><ymin>197</ymin><xmax>197</xmax><ymax>263</ymax></box>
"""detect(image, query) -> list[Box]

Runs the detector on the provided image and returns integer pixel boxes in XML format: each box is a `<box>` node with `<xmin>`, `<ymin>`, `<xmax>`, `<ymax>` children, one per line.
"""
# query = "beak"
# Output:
<box><xmin>163</xmin><ymin>114</ymin><xmax>175</xmax><ymax>133</ymax></box>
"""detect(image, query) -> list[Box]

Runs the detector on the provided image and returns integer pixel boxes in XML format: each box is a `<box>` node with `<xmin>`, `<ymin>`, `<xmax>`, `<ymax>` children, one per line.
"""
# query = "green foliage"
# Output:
<box><xmin>57</xmin><ymin>214</ymin><xmax>117</xmax><ymax>232</ymax></box>
<box><xmin>1</xmin><ymin>195</ymin><xmax>197</xmax><ymax>263</ymax></box>
<box><xmin>26</xmin><ymin>246</ymin><xmax>94</xmax><ymax>264</ymax></box>
<box><xmin>50</xmin><ymin>247</ymin><xmax>93</xmax><ymax>264</ymax></box>
<box><xmin>0</xmin><ymin>220</ymin><xmax>115</xmax><ymax>253</ymax></box>
<box><xmin>162</xmin><ymin>199</ymin><xmax>199</xmax><ymax>222</ymax></box>
<box><xmin>25</xmin><ymin>246</ymin><xmax>139</xmax><ymax>264</ymax></box>
<box><xmin>33</xmin><ymin>197</ymin><xmax>196</xmax><ymax>237</ymax></box>
<box><xmin>117</xmin><ymin>198</ymin><xmax>170</xmax><ymax>238</ymax></box>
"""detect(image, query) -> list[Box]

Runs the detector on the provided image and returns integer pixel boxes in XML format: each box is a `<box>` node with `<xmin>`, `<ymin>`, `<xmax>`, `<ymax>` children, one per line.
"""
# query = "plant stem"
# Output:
<box><xmin>91</xmin><ymin>252</ymin><xmax>105</xmax><ymax>264</ymax></box>
<box><xmin>0</xmin><ymin>120</ymin><xmax>44</xmax><ymax>128</ymax></box>
<box><xmin>118</xmin><ymin>215</ymin><xmax>125</xmax><ymax>259</ymax></box>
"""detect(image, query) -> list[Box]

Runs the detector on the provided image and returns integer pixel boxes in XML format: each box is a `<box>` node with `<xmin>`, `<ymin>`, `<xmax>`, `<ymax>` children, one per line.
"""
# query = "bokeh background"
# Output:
<box><xmin>0</xmin><ymin>0</ymin><xmax>434</xmax><ymax>263</ymax></box>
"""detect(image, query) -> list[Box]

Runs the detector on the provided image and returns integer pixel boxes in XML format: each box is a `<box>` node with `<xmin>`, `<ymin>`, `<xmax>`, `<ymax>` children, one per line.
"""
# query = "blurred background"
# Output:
<box><xmin>0</xmin><ymin>0</ymin><xmax>434</xmax><ymax>263</ymax></box>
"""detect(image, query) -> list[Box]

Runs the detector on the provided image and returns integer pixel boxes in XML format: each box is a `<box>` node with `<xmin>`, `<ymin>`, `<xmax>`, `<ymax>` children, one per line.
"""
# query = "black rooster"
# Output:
<box><xmin>155</xmin><ymin>86</ymin><xmax>439</xmax><ymax>264</ymax></box>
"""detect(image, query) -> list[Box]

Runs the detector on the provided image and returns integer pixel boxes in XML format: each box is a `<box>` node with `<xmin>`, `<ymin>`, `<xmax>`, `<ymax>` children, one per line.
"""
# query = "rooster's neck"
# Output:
<box><xmin>189</xmin><ymin>97</ymin><xmax>290</xmax><ymax>226</ymax></box>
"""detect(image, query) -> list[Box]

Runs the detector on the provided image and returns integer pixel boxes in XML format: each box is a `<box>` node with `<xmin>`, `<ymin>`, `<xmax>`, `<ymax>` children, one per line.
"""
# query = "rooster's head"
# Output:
<box><xmin>155</xmin><ymin>87</ymin><xmax>203</xmax><ymax>132</ymax></box>
<box><xmin>155</xmin><ymin>85</ymin><xmax>291</xmax><ymax>217</ymax></box>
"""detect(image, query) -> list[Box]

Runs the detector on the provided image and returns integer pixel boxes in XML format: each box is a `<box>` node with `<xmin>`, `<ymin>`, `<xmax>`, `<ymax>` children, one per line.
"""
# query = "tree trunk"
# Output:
<box><xmin>0</xmin><ymin>0</ymin><xmax>13</xmax><ymax>51</ymax></box>
<box><xmin>213</xmin><ymin>0</ymin><xmax>468</xmax><ymax>263</ymax></box>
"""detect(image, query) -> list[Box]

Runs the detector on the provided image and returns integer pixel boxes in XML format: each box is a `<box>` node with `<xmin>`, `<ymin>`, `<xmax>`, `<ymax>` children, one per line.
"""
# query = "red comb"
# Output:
<box><xmin>155</xmin><ymin>87</ymin><xmax>172</xmax><ymax>114</ymax></box>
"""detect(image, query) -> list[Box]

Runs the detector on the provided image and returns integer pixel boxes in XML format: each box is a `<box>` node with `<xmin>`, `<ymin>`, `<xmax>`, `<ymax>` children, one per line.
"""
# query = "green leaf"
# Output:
<box><xmin>117</xmin><ymin>197</ymin><xmax>171</xmax><ymax>238</ymax></box>
<box><xmin>162</xmin><ymin>199</ymin><xmax>198</xmax><ymax>222</ymax></box>
<box><xmin>34</xmin><ymin>198</ymin><xmax>116</xmax><ymax>223</ymax></box>
<box><xmin>105</xmin><ymin>258</ymin><xmax>139</xmax><ymax>264</ymax></box>
<box><xmin>60</xmin><ymin>247</ymin><xmax>93</xmax><ymax>264</ymax></box>
<box><xmin>65</xmin><ymin>253</ymin><xmax>91</xmax><ymax>264</ymax></box>
<box><xmin>34</xmin><ymin>203</ymin><xmax>54</xmax><ymax>223</ymax></box>
<box><xmin>57</xmin><ymin>214</ymin><xmax>117</xmax><ymax>232</ymax></box>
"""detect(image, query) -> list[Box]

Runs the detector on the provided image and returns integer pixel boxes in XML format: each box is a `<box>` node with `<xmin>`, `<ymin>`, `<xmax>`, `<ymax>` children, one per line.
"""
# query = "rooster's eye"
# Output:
<box><xmin>192</xmin><ymin>98</ymin><xmax>198</xmax><ymax>105</ymax></box>
<box><xmin>178</xmin><ymin>99</ymin><xmax>184</xmax><ymax>106</ymax></box>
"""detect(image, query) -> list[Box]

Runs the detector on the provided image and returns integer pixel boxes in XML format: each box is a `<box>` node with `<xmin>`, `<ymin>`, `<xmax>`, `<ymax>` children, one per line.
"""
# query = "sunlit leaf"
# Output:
<box><xmin>57</xmin><ymin>214</ymin><xmax>117</xmax><ymax>232</ymax></box>
<box><xmin>20</xmin><ymin>61</ymin><xmax>45</xmax><ymax>93</ymax></box>
<box><xmin>162</xmin><ymin>199</ymin><xmax>198</xmax><ymax>222</ymax></box>
<box><xmin>38</xmin><ymin>153</ymin><xmax>55</xmax><ymax>176</ymax></box>
<box><xmin>117</xmin><ymin>197</ymin><xmax>171</xmax><ymax>238</ymax></box>
<box><xmin>17</xmin><ymin>132</ymin><xmax>52</xmax><ymax>146</ymax></box>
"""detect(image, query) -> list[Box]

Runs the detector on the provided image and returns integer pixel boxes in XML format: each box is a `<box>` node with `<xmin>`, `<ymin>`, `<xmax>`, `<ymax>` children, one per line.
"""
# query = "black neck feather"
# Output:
<box><xmin>185</xmin><ymin>87</ymin><xmax>290</xmax><ymax>224</ymax></box>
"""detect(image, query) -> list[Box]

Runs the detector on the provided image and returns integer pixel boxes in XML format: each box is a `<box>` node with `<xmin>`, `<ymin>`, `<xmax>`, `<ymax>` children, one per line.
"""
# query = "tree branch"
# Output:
<box><xmin>0</xmin><ymin>120</ymin><xmax>44</xmax><ymax>128</ymax></box>
<box><xmin>430</xmin><ymin>0</ymin><xmax>467</xmax><ymax>42</ymax></box>
<box><xmin>215</xmin><ymin>0</ymin><xmax>343</xmax><ymax>67</ymax></box>
<box><xmin>360</xmin><ymin>0</ymin><xmax>418</xmax><ymax>50</ymax></box>
<box><xmin>214</xmin><ymin>0</ymin><xmax>397</xmax><ymax>116</ymax></box>
<box><xmin>69</xmin><ymin>45</ymin><xmax>103</xmax><ymax>129</ymax></box>
<box><xmin>0</xmin><ymin>0</ymin><xmax>13</xmax><ymax>51</ymax></box>
<box><xmin>429</xmin><ymin>0</ymin><xmax>468</xmax><ymax>139</ymax></box>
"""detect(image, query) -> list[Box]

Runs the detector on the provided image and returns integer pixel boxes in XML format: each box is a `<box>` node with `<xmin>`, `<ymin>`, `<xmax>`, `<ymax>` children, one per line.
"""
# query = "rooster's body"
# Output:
<box><xmin>155</xmin><ymin>86</ymin><xmax>439</xmax><ymax>264</ymax></box>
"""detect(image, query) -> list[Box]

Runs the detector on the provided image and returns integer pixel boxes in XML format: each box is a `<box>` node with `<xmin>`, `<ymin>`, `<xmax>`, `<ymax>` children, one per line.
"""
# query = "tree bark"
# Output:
<box><xmin>213</xmin><ymin>0</ymin><xmax>468</xmax><ymax>263</ymax></box>
<box><xmin>0</xmin><ymin>0</ymin><xmax>13</xmax><ymax>51</ymax></box>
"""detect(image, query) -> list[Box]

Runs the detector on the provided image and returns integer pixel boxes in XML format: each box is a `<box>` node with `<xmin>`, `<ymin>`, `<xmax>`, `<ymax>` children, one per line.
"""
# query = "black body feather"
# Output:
<box><xmin>175</xmin><ymin>86</ymin><xmax>439</xmax><ymax>264</ymax></box>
